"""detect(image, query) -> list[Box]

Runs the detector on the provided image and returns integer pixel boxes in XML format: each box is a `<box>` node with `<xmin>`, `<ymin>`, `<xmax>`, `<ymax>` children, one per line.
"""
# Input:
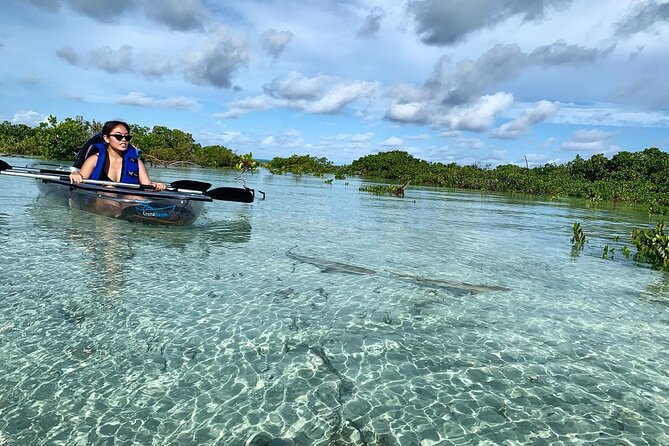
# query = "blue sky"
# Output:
<box><xmin>1</xmin><ymin>0</ymin><xmax>668</xmax><ymax>166</ymax></box>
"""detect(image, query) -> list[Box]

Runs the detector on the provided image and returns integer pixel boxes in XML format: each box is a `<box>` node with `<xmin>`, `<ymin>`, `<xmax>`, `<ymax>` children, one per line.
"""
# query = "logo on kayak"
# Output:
<box><xmin>137</xmin><ymin>203</ymin><xmax>176</xmax><ymax>218</ymax></box>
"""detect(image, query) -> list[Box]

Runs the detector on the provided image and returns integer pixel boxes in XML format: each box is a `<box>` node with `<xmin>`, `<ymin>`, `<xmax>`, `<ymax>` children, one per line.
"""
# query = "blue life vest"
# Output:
<box><xmin>73</xmin><ymin>134</ymin><xmax>105</xmax><ymax>169</ymax></box>
<box><xmin>90</xmin><ymin>142</ymin><xmax>140</xmax><ymax>184</ymax></box>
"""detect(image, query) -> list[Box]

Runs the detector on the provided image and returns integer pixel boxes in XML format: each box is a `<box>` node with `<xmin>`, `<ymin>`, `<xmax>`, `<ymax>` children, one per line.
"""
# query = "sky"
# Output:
<box><xmin>1</xmin><ymin>0</ymin><xmax>668</xmax><ymax>166</ymax></box>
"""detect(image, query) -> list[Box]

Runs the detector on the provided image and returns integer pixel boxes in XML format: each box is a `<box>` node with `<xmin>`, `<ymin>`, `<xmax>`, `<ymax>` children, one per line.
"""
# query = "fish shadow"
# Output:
<box><xmin>286</xmin><ymin>247</ymin><xmax>509</xmax><ymax>295</ymax></box>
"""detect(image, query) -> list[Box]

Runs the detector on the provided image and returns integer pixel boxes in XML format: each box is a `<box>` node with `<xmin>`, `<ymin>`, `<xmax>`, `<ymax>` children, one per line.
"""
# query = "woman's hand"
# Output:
<box><xmin>152</xmin><ymin>182</ymin><xmax>167</xmax><ymax>191</ymax></box>
<box><xmin>69</xmin><ymin>171</ymin><xmax>83</xmax><ymax>183</ymax></box>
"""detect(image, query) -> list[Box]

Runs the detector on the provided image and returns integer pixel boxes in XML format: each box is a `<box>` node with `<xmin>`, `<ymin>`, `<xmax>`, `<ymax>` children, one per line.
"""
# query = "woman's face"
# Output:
<box><xmin>105</xmin><ymin>125</ymin><xmax>132</xmax><ymax>151</ymax></box>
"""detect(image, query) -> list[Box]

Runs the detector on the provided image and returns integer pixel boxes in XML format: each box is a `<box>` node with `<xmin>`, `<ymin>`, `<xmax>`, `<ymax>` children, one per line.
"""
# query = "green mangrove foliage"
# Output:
<box><xmin>3</xmin><ymin>117</ymin><xmax>669</xmax><ymax>213</ymax></box>
<box><xmin>621</xmin><ymin>245</ymin><xmax>632</xmax><ymax>259</ymax></box>
<box><xmin>631</xmin><ymin>222</ymin><xmax>669</xmax><ymax>269</ymax></box>
<box><xmin>359</xmin><ymin>180</ymin><xmax>410</xmax><ymax>197</ymax></box>
<box><xmin>359</xmin><ymin>184</ymin><xmax>400</xmax><ymax>195</ymax></box>
<box><xmin>264</xmin><ymin>154</ymin><xmax>340</xmax><ymax>176</ymax></box>
<box><xmin>193</xmin><ymin>145</ymin><xmax>238</xmax><ymax>168</ymax></box>
<box><xmin>571</xmin><ymin>222</ymin><xmax>586</xmax><ymax>256</ymax></box>
<box><xmin>340</xmin><ymin>149</ymin><xmax>669</xmax><ymax>213</ymax></box>
<box><xmin>131</xmin><ymin>125</ymin><xmax>197</xmax><ymax>163</ymax></box>
<box><xmin>265</xmin><ymin>148</ymin><xmax>669</xmax><ymax>213</ymax></box>
<box><xmin>0</xmin><ymin>116</ymin><xmax>98</xmax><ymax>160</ymax></box>
<box><xmin>348</xmin><ymin>151</ymin><xmax>430</xmax><ymax>181</ymax></box>
<box><xmin>236</xmin><ymin>153</ymin><xmax>259</xmax><ymax>176</ymax></box>
<box><xmin>574</xmin><ymin>221</ymin><xmax>669</xmax><ymax>270</ymax></box>
<box><xmin>571</xmin><ymin>222</ymin><xmax>586</xmax><ymax>247</ymax></box>
<box><xmin>602</xmin><ymin>244</ymin><xmax>614</xmax><ymax>260</ymax></box>
<box><xmin>0</xmin><ymin>116</ymin><xmax>249</xmax><ymax>170</ymax></box>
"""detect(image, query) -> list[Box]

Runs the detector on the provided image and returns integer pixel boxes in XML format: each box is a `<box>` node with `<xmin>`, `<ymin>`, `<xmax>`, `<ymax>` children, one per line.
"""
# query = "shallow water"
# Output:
<box><xmin>1</xmin><ymin>157</ymin><xmax>668</xmax><ymax>445</ymax></box>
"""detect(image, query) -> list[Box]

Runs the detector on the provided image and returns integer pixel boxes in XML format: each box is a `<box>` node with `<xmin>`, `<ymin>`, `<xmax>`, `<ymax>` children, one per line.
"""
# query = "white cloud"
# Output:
<box><xmin>451</xmin><ymin>136</ymin><xmax>485</xmax><ymax>150</ymax></box>
<box><xmin>558</xmin><ymin>128</ymin><xmax>619</xmax><ymax>153</ymax></box>
<box><xmin>386</xmin><ymin>102</ymin><xmax>429</xmax><ymax>124</ymax></box>
<box><xmin>405</xmin><ymin>133</ymin><xmax>430</xmax><ymax>140</ymax></box>
<box><xmin>381</xmin><ymin>136</ymin><xmax>404</xmax><ymax>146</ymax></box>
<box><xmin>615</xmin><ymin>1</ymin><xmax>669</xmax><ymax>37</ymax></box>
<box><xmin>218</xmin><ymin>73</ymin><xmax>378</xmax><ymax>117</ymax></box>
<box><xmin>182</xmin><ymin>26</ymin><xmax>249</xmax><ymax>88</ymax></box>
<box><xmin>522</xmin><ymin>152</ymin><xmax>563</xmax><ymax>167</ymax></box>
<box><xmin>196</xmin><ymin>129</ymin><xmax>251</xmax><ymax>147</ymax></box>
<box><xmin>3</xmin><ymin>0</ymin><xmax>668</xmax><ymax>166</ymax></box>
<box><xmin>264</xmin><ymin>72</ymin><xmax>335</xmax><ymax>100</ymax></box>
<box><xmin>11</xmin><ymin>110</ymin><xmax>45</xmax><ymax>126</ymax></box>
<box><xmin>554</xmin><ymin>104</ymin><xmax>669</xmax><ymax>127</ymax></box>
<box><xmin>218</xmin><ymin>131</ymin><xmax>247</xmax><ymax>145</ymax></box>
<box><xmin>116</xmin><ymin>92</ymin><xmax>200</xmax><ymax>110</ymax></box>
<box><xmin>488</xmin><ymin>149</ymin><xmax>508</xmax><ymax>161</ymax></box>
<box><xmin>272</xmin><ymin>129</ymin><xmax>305</xmax><ymax>149</ymax></box>
<box><xmin>57</xmin><ymin>44</ymin><xmax>135</xmax><ymax>74</ymax></box>
<box><xmin>351</xmin><ymin>132</ymin><xmax>374</xmax><ymax>143</ymax></box>
<box><xmin>92</xmin><ymin>45</ymin><xmax>134</xmax><ymax>74</ymax></box>
<box><xmin>138</xmin><ymin>58</ymin><xmax>174</xmax><ymax>79</ymax></box>
<box><xmin>214</xmin><ymin>95</ymin><xmax>294</xmax><ymax>119</ymax></box>
<box><xmin>385</xmin><ymin>91</ymin><xmax>514</xmax><ymax>132</ymax></box>
<box><xmin>438</xmin><ymin>92</ymin><xmax>514</xmax><ymax>131</ymax></box>
<box><xmin>492</xmin><ymin>100</ymin><xmax>559</xmax><ymax>139</ymax></box>
<box><xmin>384</xmin><ymin>36</ymin><xmax>609</xmax><ymax>133</ymax></box>
<box><xmin>305</xmin><ymin>81</ymin><xmax>378</xmax><ymax>114</ymax></box>
<box><xmin>262</xmin><ymin>29</ymin><xmax>294</xmax><ymax>59</ymax></box>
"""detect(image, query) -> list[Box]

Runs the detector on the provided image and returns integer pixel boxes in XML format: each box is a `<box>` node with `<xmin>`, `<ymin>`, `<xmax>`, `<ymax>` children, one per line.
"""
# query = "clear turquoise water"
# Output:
<box><xmin>1</xmin><ymin>156</ymin><xmax>668</xmax><ymax>445</ymax></box>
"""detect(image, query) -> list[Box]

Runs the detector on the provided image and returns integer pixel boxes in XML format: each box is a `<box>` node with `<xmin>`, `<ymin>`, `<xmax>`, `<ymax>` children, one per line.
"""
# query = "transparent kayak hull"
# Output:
<box><xmin>32</xmin><ymin>166</ymin><xmax>211</xmax><ymax>226</ymax></box>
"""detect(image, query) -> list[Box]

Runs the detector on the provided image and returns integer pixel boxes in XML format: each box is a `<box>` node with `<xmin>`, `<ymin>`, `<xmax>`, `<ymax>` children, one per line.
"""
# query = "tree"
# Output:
<box><xmin>134</xmin><ymin>126</ymin><xmax>198</xmax><ymax>162</ymax></box>
<box><xmin>40</xmin><ymin>115</ymin><xmax>93</xmax><ymax>160</ymax></box>
<box><xmin>194</xmin><ymin>145</ymin><xmax>238</xmax><ymax>168</ymax></box>
<box><xmin>0</xmin><ymin>121</ymin><xmax>38</xmax><ymax>155</ymax></box>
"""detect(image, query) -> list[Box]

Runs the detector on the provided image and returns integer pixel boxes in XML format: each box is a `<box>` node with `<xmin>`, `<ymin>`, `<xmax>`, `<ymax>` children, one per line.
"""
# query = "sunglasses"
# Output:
<box><xmin>109</xmin><ymin>133</ymin><xmax>133</xmax><ymax>142</ymax></box>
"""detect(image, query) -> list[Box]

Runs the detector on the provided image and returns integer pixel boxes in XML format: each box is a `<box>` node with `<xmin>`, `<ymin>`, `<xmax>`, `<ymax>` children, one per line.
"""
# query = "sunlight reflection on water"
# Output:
<box><xmin>0</xmin><ymin>158</ymin><xmax>668</xmax><ymax>445</ymax></box>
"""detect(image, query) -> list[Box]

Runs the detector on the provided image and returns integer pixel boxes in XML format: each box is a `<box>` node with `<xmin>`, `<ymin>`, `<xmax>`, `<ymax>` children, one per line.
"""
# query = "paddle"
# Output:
<box><xmin>170</xmin><ymin>179</ymin><xmax>211</xmax><ymax>192</ymax></box>
<box><xmin>6</xmin><ymin>164</ymin><xmax>69</xmax><ymax>176</ymax></box>
<box><xmin>206</xmin><ymin>187</ymin><xmax>255</xmax><ymax>203</ymax></box>
<box><xmin>1</xmin><ymin>159</ymin><xmax>257</xmax><ymax>202</ymax></box>
<box><xmin>0</xmin><ymin>160</ymin><xmax>214</xmax><ymax>193</ymax></box>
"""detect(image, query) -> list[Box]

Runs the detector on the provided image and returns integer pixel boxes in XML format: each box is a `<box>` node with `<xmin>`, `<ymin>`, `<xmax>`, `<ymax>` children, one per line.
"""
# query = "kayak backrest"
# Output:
<box><xmin>73</xmin><ymin>133</ymin><xmax>104</xmax><ymax>169</ymax></box>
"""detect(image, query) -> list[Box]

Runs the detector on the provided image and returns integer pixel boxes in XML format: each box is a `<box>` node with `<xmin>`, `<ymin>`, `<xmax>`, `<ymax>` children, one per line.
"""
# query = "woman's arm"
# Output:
<box><xmin>69</xmin><ymin>155</ymin><xmax>98</xmax><ymax>183</ymax></box>
<box><xmin>138</xmin><ymin>159</ymin><xmax>166</xmax><ymax>191</ymax></box>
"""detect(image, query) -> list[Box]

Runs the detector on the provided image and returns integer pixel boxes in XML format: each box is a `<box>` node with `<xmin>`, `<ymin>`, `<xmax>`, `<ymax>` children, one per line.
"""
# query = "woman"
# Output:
<box><xmin>69</xmin><ymin>120</ymin><xmax>166</xmax><ymax>191</ymax></box>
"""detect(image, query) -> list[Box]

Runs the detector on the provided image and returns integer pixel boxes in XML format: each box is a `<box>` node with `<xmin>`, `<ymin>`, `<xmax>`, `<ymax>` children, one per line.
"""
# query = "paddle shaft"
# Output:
<box><xmin>1</xmin><ymin>161</ymin><xmax>215</xmax><ymax>190</ymax></box>
<box><xmin>0</xmin><ymin>169</ymin><xmax>156</xmax><ymax>189</ymax></box>
<box><xmin>1</xmin><ymin>159</ymin><xmax>259</xmax><ymax>202</ymax></box>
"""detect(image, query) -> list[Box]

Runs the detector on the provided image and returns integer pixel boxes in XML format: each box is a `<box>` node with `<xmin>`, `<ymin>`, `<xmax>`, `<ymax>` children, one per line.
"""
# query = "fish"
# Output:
<box><xmin>387</xmin><ymin>271</ymin><xmax>510</xmax><ymax>295</ymax></box>
<box><xmin>286</xmin><ymin>247</ymin><xmax>510</xmax><ymax>294</ymax></box>
<box><xmin>287</xmin><ymin>247</ymin><xmax>377</xmax><ymax>275</ymax></box>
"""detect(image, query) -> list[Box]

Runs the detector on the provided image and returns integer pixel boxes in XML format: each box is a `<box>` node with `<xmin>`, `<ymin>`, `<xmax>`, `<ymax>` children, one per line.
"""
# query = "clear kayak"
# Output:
<box><xmin>32</xmin><ymin>164</ymin><xmax>212</xmax><ymax>226</ymax></box>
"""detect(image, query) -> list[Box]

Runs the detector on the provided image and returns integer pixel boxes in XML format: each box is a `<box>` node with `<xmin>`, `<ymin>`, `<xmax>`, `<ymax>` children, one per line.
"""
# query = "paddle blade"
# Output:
<box><xmin>206</xmin><ymin>187</ymin><xmax>254</xmax><ymax>203</ymax></box>
<box><xmin>0</xmin><ymin>160</ymin><xmax>12</xmax><ymax>171</ymax></box>
<box><xmin>170</xmin><ymin>180</ymin><xmax>212</xmax><ymax>192</ymax></box>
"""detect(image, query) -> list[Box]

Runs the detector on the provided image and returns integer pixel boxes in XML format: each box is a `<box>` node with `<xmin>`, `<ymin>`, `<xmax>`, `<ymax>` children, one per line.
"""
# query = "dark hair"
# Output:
<box><xmin>101</xmin><ymin>120</ymin><xmax>130</xmax><ymax>136</ymax></box>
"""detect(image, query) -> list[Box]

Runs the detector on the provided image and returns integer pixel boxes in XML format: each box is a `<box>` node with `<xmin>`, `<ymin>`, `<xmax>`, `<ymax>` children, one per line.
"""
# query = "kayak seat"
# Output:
<box><xmin>73</xmin><ymin>133</ymin><xmax>104</xmax><ymax>169</ymax></box>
